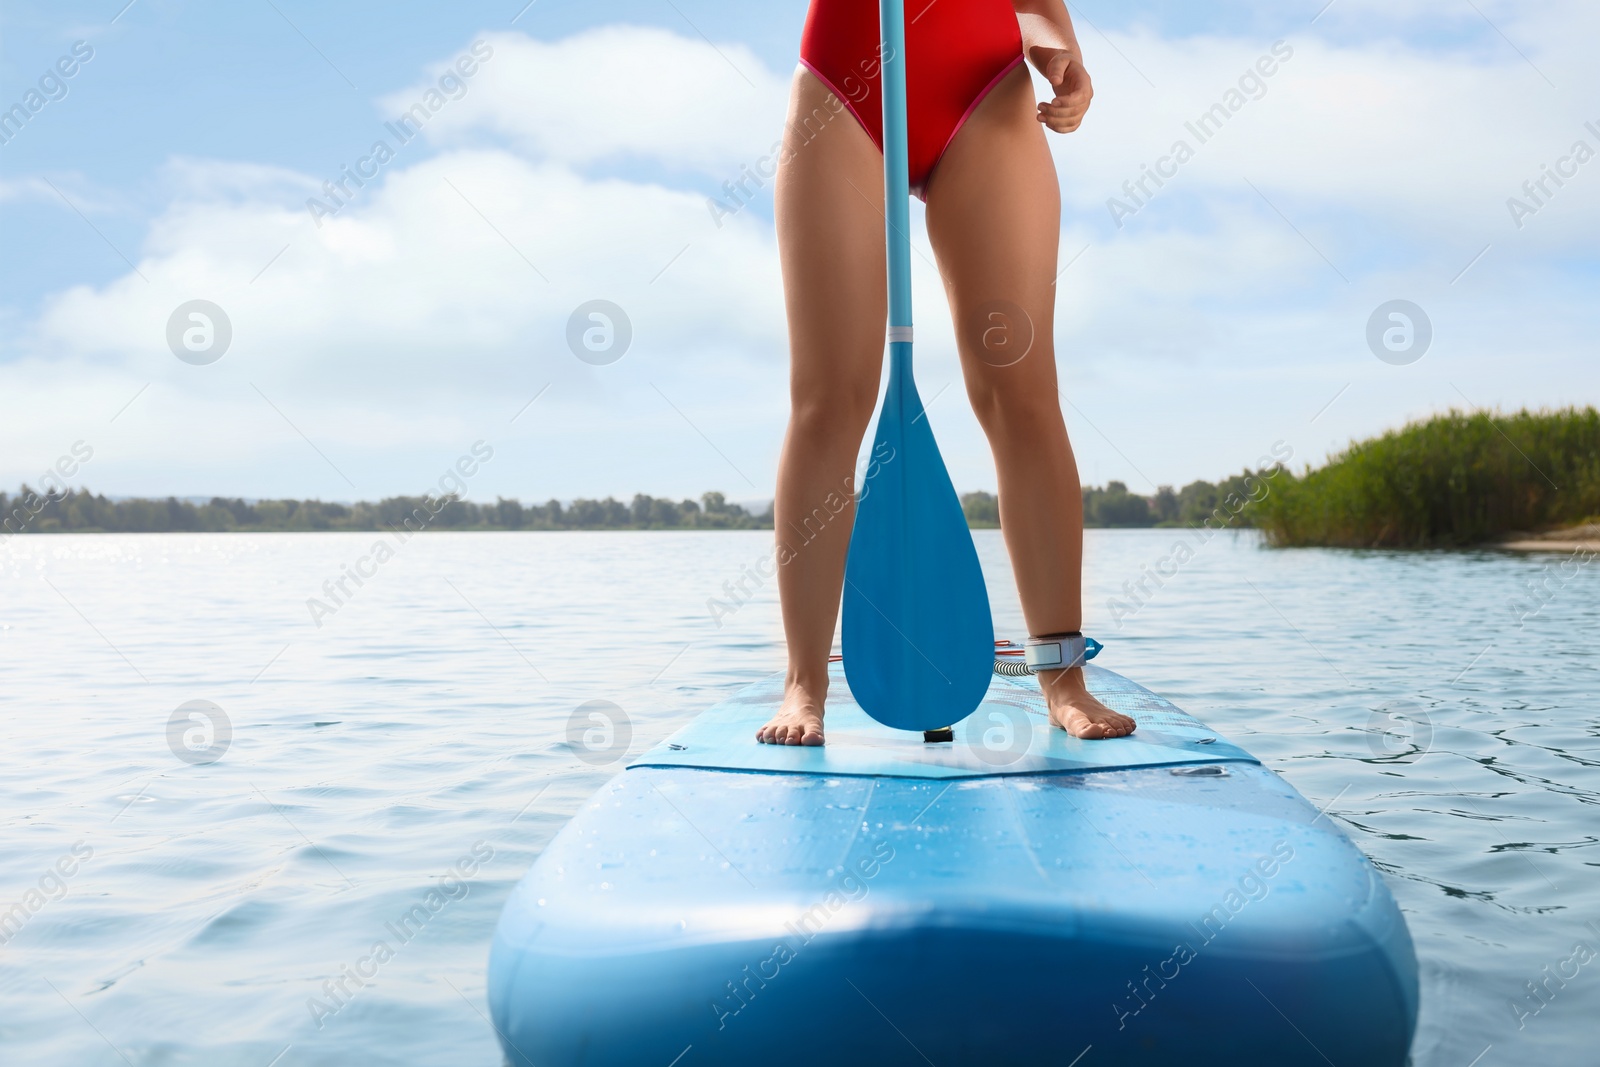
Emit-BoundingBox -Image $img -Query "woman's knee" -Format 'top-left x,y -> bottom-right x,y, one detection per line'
788,382 -> 878,444
967,375 -> 1066,445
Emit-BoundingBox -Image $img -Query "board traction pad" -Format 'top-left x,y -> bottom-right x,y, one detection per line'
628,662 -> 1256,780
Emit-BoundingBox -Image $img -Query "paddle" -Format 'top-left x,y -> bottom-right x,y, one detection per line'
841,0 -> 995,733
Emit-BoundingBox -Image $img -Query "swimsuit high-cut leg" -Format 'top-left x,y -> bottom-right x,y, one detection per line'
800,0 -> 1025,198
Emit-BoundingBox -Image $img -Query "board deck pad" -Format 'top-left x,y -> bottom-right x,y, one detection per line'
629,662 -> 1254,779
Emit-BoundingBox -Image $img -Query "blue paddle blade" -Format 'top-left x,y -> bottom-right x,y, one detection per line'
842,342 -> 995,732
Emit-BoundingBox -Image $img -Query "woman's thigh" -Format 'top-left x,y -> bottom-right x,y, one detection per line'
775,68 -> 889,418
924,65 -> 1064,416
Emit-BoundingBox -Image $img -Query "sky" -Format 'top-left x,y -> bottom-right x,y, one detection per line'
1,0 -> 1596,505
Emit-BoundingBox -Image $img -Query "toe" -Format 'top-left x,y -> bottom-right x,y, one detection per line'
801,721 -> 824,746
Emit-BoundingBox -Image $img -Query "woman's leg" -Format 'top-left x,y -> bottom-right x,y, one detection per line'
757,69 -> 888,746
924,64 -> 1134,738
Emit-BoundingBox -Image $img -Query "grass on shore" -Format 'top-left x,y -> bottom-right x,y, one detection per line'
1256,407 -> 1600,548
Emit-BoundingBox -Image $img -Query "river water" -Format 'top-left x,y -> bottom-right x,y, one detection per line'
0,529 -> 1594,1065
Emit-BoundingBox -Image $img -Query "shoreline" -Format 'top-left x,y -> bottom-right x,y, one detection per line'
1499,539 -> 1600,553
1496,523 -> 1600,554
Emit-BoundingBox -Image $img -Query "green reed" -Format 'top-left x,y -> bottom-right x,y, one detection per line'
1257,407 -> 1600,548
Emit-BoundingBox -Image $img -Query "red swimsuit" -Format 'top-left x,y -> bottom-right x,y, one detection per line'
800,0 -> 1025,198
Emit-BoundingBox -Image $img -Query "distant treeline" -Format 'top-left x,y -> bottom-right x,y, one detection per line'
0,489 -> 771,534
1257,407 -> 1600,548
11,411 -> 1591,546
962,470 -> 1280,530
4,474 -> 1286,536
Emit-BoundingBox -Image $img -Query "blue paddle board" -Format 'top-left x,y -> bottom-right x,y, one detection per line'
488,658 -> 1418,1065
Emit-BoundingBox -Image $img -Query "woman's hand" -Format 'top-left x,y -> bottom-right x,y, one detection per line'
1032,47 -> 1092,133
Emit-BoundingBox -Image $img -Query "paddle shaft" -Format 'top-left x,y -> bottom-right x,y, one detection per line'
841,1 -> 994,731
879,0 -> 912,362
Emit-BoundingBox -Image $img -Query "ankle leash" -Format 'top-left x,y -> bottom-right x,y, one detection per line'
1023,631 -> 1102,673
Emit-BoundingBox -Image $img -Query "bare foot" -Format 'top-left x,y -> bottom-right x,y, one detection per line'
756,679 -> 826,745
1038,666 -> 1136,739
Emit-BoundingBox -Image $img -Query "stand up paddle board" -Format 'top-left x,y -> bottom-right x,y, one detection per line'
488,656 -> 1418,1065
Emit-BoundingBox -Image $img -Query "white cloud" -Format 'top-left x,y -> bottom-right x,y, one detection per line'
378,27 -> 792,176
1051,18 -> 1600,250
4,143 -> 786,492
0,177 -> 50,202
36,151 -> 780,369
